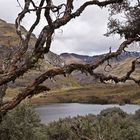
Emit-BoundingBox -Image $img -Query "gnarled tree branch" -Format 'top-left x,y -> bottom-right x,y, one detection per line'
2,0 -> 140,116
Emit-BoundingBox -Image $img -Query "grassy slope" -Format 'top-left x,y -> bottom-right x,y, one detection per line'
0,19 -> 36,46
1,19 -> 140,105
5,57 -> 140,105
29,56 -> 140,105
29,83 -> 140,105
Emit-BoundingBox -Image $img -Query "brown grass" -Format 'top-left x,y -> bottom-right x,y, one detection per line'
29,83 -> 140,105
5,81 -> 140,105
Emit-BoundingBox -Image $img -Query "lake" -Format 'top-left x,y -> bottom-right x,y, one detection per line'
36,103 -> 140,124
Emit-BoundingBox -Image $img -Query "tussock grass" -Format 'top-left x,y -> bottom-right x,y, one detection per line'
30,83 -> 140,105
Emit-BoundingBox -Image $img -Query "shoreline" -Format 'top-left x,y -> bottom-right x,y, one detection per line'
6,83 -> 140,106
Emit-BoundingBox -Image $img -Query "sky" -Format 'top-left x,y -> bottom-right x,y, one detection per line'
0,0 -> 126,55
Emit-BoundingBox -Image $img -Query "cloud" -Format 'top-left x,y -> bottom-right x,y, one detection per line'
50,6 -> 122,55
0,0 -> 122,55
0,0 -> 21,22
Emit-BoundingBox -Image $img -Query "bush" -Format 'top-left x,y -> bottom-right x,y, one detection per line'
46,115 -> 96,140
0,106 -> 140,140
133,109 -> 140,122
0,104 -> 48,140
99,107 -> 127,118
46,108 -> 140,140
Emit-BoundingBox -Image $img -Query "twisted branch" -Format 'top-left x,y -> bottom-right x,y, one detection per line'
2,0 -> 140,115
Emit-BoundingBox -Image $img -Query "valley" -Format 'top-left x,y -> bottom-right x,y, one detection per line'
0,19 -> 140,105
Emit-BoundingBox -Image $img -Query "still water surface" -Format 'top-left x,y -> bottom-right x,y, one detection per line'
36,103 -> 140,124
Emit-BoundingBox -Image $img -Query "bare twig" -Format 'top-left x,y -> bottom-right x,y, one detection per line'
2,0 -> 140,116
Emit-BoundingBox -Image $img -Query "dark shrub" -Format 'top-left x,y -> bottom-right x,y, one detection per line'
0,104 -> 48,140
46,108 -> 140,140
99,107 -> 127,118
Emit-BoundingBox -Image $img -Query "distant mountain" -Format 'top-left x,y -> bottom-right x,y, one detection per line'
0,19 -> 36,47
1,18 -> 140,90
60,51 -> 140,64
60,52 -> 140,83
44,51 -> 65,67
0,19 -> 80,90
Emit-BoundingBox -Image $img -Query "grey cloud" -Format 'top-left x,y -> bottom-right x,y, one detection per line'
0,0 -> 121,56
51,6 -> 121,55
51,34 -> 121,55
0,0 -> 21,22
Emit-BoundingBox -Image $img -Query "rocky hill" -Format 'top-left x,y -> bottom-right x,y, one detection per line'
60,52 -> 140,83
0,19 -> 36,47
60,51 -> 140,64
0,19 -> 80,92
1,18 -> 140,92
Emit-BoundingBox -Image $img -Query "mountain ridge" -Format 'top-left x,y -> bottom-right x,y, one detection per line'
0,18 -> 140,89
1,18 -> 140,104
60,51 -> 140,64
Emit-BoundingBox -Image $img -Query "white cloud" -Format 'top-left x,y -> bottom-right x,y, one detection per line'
0,0 -> 122,55
0,0 -> 21,22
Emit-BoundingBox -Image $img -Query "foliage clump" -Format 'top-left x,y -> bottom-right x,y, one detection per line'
46,108 -> 140,140
1,105 -> 140,140
0,104 -> 48,140
106,0 -> 140,39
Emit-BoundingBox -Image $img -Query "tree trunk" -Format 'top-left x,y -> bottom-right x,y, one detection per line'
0,85 -> 7,122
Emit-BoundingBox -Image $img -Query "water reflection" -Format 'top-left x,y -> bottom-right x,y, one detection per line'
36,103 -> 140,124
